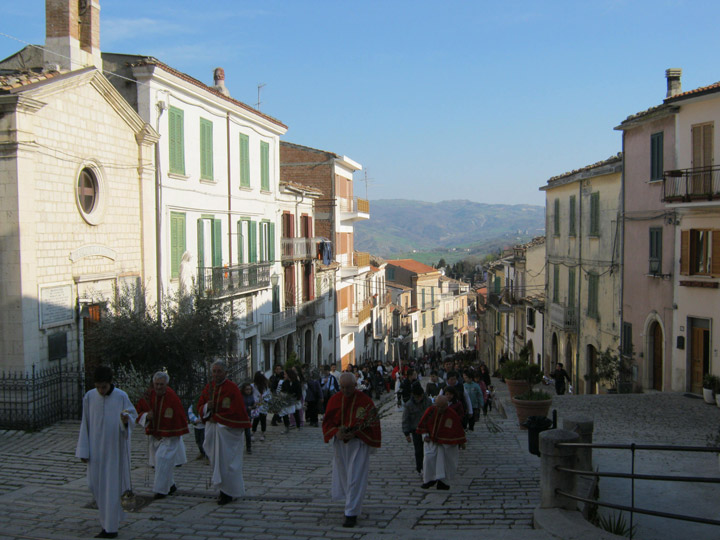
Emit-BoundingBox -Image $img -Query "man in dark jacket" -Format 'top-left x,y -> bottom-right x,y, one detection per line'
399,368 -> 421,404
402,384 -> 432,475
305,372 -> 323,427
269,364 -> 284,426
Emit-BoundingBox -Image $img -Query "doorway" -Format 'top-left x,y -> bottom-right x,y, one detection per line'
649,321 -> 664,391
586,344 -> 597,394
689,318 -> 710,394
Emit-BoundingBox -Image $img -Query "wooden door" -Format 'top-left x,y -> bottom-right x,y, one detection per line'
652,323 -> 663,391
690,327 -> 707,394
83,304 -> 103,390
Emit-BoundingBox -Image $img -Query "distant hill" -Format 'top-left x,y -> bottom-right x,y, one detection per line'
354,199 -> 545,262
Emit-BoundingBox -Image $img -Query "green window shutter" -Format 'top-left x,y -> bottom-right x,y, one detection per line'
237,221 -> 244,264
200,118 -> 214,180
568,267 -> 576,307
553,265 -> 559,303
239,133 -> 250,187
553,199 -> 560,236
649,227 -> 662,274
212,219 -> 222,267
590,192 -> 600,236
249,220 -> 257,263
197,219 -> 205,267
588,273 -> 599,318
260,141 -> 270,191
650,132 -> 664,181
169,107 -> 185,175
259,222 -> 266,262
569,195 -> 576,236
422,288 -> 426,308
268,222 -> 275,262
170,212 -> 186,278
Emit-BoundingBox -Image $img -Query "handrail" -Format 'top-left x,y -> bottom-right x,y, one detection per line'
557,442 -> 720,452
556,466 -> 720,484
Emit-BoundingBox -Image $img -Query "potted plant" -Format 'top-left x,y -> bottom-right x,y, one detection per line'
500,360 -> 533,399
503,349 -> 549,429
585,347 -> 634,394
702,374 -> 717,405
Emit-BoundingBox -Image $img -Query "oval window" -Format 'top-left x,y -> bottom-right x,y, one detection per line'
78,168 -> 98,214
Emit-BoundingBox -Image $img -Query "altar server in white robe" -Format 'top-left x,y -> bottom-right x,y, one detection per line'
76,366 -> 137,539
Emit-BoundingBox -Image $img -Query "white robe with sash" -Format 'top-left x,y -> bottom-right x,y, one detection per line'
76,387 -> 137,533
422,441 -> 459,483
331,437 -> 370,517
138,413 -> 187,494
203,420 -> 245,497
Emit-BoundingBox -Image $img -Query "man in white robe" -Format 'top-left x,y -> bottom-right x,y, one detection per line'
76,366 -> 137,539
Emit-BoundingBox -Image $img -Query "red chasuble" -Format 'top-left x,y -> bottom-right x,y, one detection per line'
322,390 -> 382,448
197,379 -> 250,429
136,387 -> 189,438
416,406 -> 467,445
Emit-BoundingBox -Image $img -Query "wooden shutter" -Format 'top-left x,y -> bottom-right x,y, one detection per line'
170,212 -> 185,278
197,219 -> 205,267
554,199 -> 560,235
553,265 -> 559,303
169,107 -> 185,174
260,141 -> 270,191
268,222 -> 275,262
568,267 -> 575,306
239,133 -> 250,187
590,192 -> 600,236
680,230 -> 690,275
212,219 -> 222,268
569,195 -> 576,236
712,230 -> 720,276
237,221 -> 244,264
258,222 -> 265,262
249,220 -> 257,263
200,119 -> 213,180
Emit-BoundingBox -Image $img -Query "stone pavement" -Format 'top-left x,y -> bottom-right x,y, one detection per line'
0,385 -> 718,540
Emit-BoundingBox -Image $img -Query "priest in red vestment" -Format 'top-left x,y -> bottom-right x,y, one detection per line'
197,360 -> 250,505
136,371 -> 188,498
322,372 -> 381,528
416,395 -> 466,490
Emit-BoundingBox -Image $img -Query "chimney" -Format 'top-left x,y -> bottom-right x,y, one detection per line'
44,0 -> 102,71
665,68 -> 682,98
212,67 -> 230,97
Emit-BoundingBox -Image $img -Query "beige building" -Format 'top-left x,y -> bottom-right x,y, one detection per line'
540,154 -> 622,394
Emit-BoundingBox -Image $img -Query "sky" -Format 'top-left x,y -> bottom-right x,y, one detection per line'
2,1 -> 720,206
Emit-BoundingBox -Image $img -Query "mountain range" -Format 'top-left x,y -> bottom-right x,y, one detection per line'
354,199 -> 545,264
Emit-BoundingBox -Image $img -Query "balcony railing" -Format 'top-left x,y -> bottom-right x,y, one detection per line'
663,166 -> 720,202
353,251 -> 370,267
281,237 -> 318,261
339,302 -> 372,328
297,297 -> 326,324
338,197 -> 370,213
261,308 -> 296,338
197,262 -> 271,299
549,303 -> 576,330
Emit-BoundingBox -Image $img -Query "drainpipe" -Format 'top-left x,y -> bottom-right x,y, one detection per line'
154,100 -> 166,323
331,159 -> 339,366
226,112 -> 233,321
576,180 -> 583,393
619,137 -> 626,387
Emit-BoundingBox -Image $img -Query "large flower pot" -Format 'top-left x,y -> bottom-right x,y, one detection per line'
703,388 -> 715,404
506,379 -> 531,400
511,396 -> 552,430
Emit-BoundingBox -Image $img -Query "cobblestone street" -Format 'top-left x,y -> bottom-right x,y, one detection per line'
0,386 -> 718,539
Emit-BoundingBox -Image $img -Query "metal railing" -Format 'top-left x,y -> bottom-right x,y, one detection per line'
353,251 -> 370,267
555,441 -> 720,536
281,237 -> 318,261
0,363 -> 84,430
340,302 -> 372,327
261,308 -> 296,337
297,297 -> 326,323
549,303 -> 576,330
338,197 -> 370,214
197,262 -> 271,299
663,166 -> 720,202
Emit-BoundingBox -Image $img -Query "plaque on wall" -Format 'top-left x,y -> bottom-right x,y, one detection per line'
39,283 -> 74,329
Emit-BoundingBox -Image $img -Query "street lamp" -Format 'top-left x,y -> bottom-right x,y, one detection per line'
270,273 -> 279,287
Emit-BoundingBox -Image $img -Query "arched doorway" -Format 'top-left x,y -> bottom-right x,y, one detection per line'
317,334 -> 323,366
586,344 -> 597,394
304,329 -> 312,365
649,321 -> 663,391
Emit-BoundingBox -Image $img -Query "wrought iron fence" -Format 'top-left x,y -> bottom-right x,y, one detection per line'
0,363 -> 85,430
663,166 -> 720,201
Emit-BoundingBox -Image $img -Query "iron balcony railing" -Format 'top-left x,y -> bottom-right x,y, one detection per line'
663,166 -> 720,202
549,303 -> 576,330
261,308 -> 296,338
297,297 -> 326,324
281,237 -> 319,261
197,262 -> 271,299
555,441 -> 720,536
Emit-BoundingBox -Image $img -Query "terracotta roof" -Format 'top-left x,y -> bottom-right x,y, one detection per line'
665,80 -> 720,103
370,265 -> 380,272
616,103 -> 674,128
388,283 -> 412,291
0,69 -> 63,92
130,58 -> 287,129
280,140 -> 339,159
544,153 -> 622,185
279,180 -> 322,197
386,259 -> 438,275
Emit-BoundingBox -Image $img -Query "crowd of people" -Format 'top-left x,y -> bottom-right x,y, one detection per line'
75,352 -> 495,536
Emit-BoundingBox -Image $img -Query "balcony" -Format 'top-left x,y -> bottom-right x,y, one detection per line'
549,303 -> 576,331
663,166 -> 720,203
281,237 -> 319,262
339,302 -> 372,332
354,251 -> 370,268
340,251 -> 371,278
296,297 -> 326,325
261,308 -> 296,340
197,262 -> 271,300
338,196 -> 370,223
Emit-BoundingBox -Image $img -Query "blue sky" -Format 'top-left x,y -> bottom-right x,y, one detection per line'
2,1 -> 720,205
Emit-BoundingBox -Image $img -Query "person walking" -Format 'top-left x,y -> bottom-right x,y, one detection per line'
240,383 -> 255,455
552,363 -> 571,395
402,384 -> 432,476
251,371 -> 271,441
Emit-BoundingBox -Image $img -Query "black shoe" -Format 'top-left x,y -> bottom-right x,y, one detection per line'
421,481 -> 437,489
169,484 -> 177,495
218,492 -> 233,505
95,531 -> 118,539
437,481 -> 450,490
342,515 -> 357,528
153,493 -> 166,500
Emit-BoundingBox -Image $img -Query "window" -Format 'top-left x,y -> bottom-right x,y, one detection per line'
260,141 -> 270,191
681,229 -> 720,276
170,212 -> 186,278
569,195 -> 576,236
496,311 -> 501,333
589,192 -> 600,236
568,267 -> 576,307
200,118 -> 214,180
197,217 -> 222,268
431,311 -> 435,326
414,320 -> 418,333
77,168 -> 98,214
650,132 -> 663,181
649,228 -> 662,275
168,106 -> 185,175
587,272 -> 599,319
422,313 -> 426,329
422,288 -> 426,309
553,199 -> 560,236
622,322 -> 633,357
494,274 -> 501,294
552,264 -> 559,303
239,133 -> 250,187
691,123 -> 714,195
259,220 -> 275,262
387,268 -> 395,281
527,308 -> 535,328
76,164 -> 106,225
